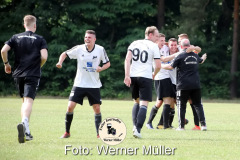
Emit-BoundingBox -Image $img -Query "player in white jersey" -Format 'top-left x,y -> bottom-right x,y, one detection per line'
124,26 -> 161,138
146,34 -> 180,130
56,30 -> 110,138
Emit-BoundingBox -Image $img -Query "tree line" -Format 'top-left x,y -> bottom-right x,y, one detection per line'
0,0 -> 239,99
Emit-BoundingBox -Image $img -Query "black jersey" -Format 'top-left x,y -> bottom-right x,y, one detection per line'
171,50 -> 202,90
5,31 -> 48,78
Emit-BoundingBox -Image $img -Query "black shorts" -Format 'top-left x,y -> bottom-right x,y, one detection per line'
154,78 -> 175,100
172,84 -> 176,98
130,77 -> 152,102
14,77 -> 40,100
69,87 -> 102,106
176,89 -> 202,106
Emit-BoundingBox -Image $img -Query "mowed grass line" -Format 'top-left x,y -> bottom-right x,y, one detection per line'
0,98 -> 239,160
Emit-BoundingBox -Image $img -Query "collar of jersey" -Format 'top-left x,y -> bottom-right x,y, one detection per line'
85,44 -> 95,53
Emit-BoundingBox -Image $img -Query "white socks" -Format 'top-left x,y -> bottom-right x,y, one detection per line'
22,117 -> 30,134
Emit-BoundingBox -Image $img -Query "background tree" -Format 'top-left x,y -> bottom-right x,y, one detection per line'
230,0 -> 239,98
0,0 -> 239,99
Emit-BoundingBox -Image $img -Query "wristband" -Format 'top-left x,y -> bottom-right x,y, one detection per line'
4,61 -> 9,64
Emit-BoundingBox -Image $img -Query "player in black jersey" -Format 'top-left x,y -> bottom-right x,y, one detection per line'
1,15 -> 48,143
161,39 -> 207,131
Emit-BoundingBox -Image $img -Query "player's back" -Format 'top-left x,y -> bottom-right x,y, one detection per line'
128,39 -> 160,79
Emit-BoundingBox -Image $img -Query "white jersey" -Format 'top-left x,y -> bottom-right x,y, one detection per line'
128,39 -> 160,79
154,45 -> 170,80
168,60 -> 177,85
66,44 -> 109,88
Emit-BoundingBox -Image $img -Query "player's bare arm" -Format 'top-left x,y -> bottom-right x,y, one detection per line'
186,45 -> 201,53
161,64 -> 174,70
96,61 -> 110,72
152,59 -> 161,79
124,50 -> 132,87
160,53 -> 179,62
1,44 -> 12,74
56,52 -> 67,69
200,53 -> 207,64
40,49 -> 48,67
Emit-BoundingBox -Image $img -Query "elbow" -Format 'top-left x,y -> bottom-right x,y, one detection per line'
156,64 -> 161,70
107,61 -> 111,68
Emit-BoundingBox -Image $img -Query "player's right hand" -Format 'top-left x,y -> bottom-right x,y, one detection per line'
56,62 -> 62,69
124,76 -> 131,87
5,64 -> 11,74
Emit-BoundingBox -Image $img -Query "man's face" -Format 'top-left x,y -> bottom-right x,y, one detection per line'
84,33 -> 96,47
168,41 -> 178,53
178,37 -> 183,45
156,36 -> 165,48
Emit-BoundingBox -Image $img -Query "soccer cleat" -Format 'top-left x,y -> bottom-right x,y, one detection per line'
133,128 -> 142,139
192,125 -> 201,130
60,132 -> 70,138
25,133 -> 33,141
163,127 -> 172,130
156,125 -> 164,129
132,125 -> 136,133
146,123 -> 154,129
17,123 -> 26,143
176,127 -> 185,131
201,126 -> 207,131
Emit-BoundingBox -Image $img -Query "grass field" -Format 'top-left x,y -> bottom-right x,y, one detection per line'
0,98 -> 239,160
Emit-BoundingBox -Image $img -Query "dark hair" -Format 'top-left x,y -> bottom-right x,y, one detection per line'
85,30 -> 96,37
168,38 -> 177,42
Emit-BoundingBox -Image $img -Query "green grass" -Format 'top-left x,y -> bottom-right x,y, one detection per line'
0,98 -> 239,160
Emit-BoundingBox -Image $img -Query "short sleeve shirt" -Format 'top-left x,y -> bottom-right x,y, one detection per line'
154,45 -> 170,80
128,39 -> 160,79
5,31 -> 48,78
171,50 -> 202,90
66,44 -> 109,88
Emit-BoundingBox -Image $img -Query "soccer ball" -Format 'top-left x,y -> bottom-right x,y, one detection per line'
185,119 -> 189,125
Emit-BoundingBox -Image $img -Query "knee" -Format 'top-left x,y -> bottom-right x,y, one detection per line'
67,104 -> 75,112
155,100 -> 163,108
93,104 -> 101,114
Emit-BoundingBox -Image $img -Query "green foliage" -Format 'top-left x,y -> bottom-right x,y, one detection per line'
0,0 -> 239,98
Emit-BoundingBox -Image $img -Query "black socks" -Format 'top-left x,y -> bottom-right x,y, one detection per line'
136,105 -> 147,133
147,105 -> 159,124
65,112 -> 73,133
132,103 -> 140,126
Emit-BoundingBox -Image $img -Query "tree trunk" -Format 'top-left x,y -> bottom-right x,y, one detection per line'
157,0 -> 164,30
230,0 -> 239,98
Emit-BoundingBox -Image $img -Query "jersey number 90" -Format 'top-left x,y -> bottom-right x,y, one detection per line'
132,48 -> 148,63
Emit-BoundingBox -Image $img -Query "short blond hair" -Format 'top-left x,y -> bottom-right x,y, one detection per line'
178,33 -> 189,39
24,15 -> 36,27
145,26 -> 158,36
159,33 -> 165,38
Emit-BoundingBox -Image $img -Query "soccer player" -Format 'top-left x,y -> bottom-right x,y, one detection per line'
56,30 -> 110,139
124,26 -> 161,138
162,39 -> 207,131
1,15 -> 48,143
146,34 -> 179,130
178,33 -> 206,130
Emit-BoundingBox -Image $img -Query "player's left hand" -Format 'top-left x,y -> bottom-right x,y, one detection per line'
96,66 -> 102,72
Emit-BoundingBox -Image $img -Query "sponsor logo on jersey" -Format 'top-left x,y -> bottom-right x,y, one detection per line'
87,62 -> 93,67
